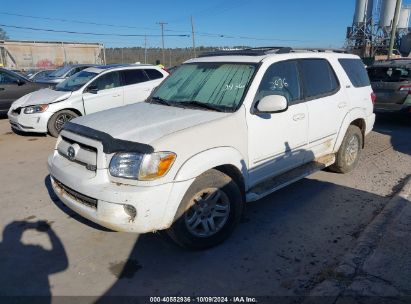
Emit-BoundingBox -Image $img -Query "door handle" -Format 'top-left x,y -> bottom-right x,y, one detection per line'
338,102 -> 347,108
112,94 -> 121,97
0,88 -> 4,91
293,113 -> 305,121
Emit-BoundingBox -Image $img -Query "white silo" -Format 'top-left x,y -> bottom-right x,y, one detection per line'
398,7 -> 411,29
380,0 -> 402,28
354,0 -> 374,24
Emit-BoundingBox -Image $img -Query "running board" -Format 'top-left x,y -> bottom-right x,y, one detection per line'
246,154 -> 336,202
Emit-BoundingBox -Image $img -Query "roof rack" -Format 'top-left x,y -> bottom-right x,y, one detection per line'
291,48 -> 348,54
198,47 -> 292,58
198,47 -> 348,58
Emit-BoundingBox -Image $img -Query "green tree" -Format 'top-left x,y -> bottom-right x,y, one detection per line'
0,28 -> 9,40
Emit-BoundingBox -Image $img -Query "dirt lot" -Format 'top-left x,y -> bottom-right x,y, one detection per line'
0,115 -> 410,299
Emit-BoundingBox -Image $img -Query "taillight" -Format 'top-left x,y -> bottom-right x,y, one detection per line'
399,85 -> 411,94
371,92 -> 377,104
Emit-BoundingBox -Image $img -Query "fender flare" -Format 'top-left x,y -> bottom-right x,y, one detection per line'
333,107 -> 367,151
174,146 -> 248,188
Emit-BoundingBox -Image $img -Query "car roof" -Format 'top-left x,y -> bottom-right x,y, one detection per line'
186,47 -> 358,64
83,64 -> 159,74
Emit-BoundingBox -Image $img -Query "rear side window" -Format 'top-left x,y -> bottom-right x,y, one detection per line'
299,59 -> 339,99
122,69 -> 149,85
339,59 -> 370,87
145,69 -> 164,80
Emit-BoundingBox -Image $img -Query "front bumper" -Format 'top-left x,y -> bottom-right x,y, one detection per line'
8,110 -> 52,133
48,155 -> 194,233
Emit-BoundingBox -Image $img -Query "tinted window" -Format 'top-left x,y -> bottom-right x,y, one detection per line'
339,59 -> 370,87
299,59 -> 339,98
0,71 -> 18,84
256,60 -> 301,103
122,69 -> 149,85
145,69 -> 164,80
90,72 -> 121,91
367,66 -> 410,83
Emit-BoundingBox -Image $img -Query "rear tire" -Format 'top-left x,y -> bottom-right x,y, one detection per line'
329,125 -> 363,174
47,110 -> 78,137
167,169 -> 244,250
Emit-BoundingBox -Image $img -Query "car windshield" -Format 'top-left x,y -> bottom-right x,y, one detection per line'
368,66 -> 411,82
49,66 -> 74,77
150,62 -> 257,112
54,71 -> 97,92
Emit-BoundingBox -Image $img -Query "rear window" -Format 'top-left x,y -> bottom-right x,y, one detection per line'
339,59 -> 370,87
299,59 -> 339,99
122,69 -> 149,85
145,69 -> 164,80
367,66 -> 411,83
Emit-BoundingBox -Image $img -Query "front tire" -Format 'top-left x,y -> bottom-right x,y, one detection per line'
329,125 -> 363,174
167,169 -> 244,250
47,110 -> 78,137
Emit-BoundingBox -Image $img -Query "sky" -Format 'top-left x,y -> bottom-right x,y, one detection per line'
0,0 -> 410,49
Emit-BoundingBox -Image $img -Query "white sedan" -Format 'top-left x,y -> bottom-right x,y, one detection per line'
8,64 -> 168,137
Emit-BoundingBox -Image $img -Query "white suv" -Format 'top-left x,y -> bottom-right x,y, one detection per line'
8,64 -> 168,137
47,48 -> 375,249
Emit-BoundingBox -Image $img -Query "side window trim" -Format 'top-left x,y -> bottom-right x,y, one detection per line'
297,58 -> 341,102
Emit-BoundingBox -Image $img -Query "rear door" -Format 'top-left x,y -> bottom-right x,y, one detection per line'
368,65 -> 410,111
121,68 -> 166,105
82,71 -> 124,114
299,58 -> 347,159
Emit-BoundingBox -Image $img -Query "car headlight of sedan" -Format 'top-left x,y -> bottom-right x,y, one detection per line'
24,104 -> 49,114
109,152 -> 176,181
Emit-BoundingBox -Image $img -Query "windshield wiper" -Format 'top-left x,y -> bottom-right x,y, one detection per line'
181,100 -> 226,112
150,96 -> 173,106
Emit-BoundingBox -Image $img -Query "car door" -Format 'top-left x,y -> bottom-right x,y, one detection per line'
0,70 -> 27,113
299,59 -> 348,159
247,60 -> 309,186
120,69 -> 153,105
82,71 -> 124,114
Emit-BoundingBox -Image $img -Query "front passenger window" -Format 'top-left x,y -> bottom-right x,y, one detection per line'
255,61 -> 301,103
90,72 -> 121,91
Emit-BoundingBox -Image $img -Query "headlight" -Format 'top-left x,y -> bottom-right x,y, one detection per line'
109,152 -> 176,181
24,104 -> 49,114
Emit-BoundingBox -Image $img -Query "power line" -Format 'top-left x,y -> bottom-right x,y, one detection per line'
0,24 -> 189,37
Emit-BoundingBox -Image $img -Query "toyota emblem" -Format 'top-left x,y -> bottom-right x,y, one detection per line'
67,146 -> 76,160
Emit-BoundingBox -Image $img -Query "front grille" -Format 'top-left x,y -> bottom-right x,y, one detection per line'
53,178 -> 98,209
57,136 -> 98,171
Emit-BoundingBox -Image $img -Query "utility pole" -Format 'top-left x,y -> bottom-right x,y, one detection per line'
144,34 -> 147,64
157,21 -> 168,64
191,16 -> 197,58
388,0 -> 402,59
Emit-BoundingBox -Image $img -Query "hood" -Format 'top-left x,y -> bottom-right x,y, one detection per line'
12,88 -> 72,108
71,102 -> 229,145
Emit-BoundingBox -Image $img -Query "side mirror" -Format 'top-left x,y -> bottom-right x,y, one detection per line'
255,95 -> 288,114
16,79 -> 25,86
86,85 -> 98,94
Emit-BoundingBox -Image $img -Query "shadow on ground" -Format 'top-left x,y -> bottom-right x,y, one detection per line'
93,178 -> 390,298
0,220 -> 68,302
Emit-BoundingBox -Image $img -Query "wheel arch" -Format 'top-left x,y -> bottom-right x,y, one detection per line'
334,108 -> 367,151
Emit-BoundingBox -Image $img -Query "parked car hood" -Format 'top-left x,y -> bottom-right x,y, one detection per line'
71,102 -> 229,145
12,88 -> 72,108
